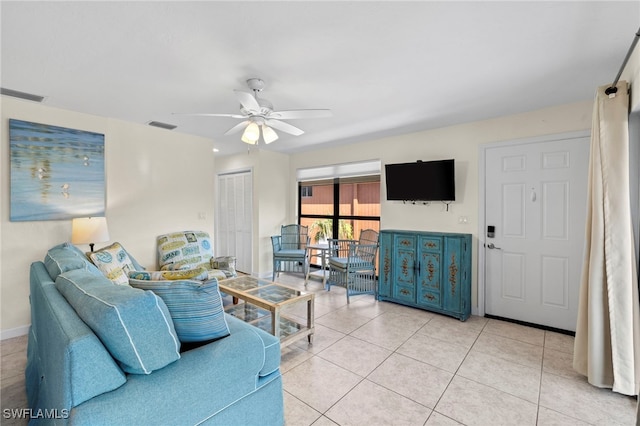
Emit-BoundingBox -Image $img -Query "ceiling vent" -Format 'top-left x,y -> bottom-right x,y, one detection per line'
147,121 -> 177,130
1,87 -> 45,102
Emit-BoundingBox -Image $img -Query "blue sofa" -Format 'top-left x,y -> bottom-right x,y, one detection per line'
26,243 -> 284,425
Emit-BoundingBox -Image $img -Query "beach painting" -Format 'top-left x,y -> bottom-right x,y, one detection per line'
10,119 -> 105,221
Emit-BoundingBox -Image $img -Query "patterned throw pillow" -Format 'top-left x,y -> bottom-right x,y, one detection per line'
210,256 -> 238,278
157,231 -> 213,271
89,242 -> 136,285
129,278 -> 230,343
129,267 -> 209,281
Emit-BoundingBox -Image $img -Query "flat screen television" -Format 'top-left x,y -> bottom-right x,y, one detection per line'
385,159 -> 455,201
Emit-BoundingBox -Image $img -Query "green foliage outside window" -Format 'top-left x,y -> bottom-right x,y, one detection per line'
310,219 -> 353,242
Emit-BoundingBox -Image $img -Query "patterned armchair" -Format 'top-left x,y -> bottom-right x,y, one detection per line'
156,230 -> 237,281
327,229 -> 379,303
271,224 -> 310,282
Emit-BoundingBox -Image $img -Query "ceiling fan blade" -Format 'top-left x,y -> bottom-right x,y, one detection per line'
267,119 -> 304,136
270,109 -> 332,120
172,113 -> 247,118
233,90 -> 260,112
224,120 -> 251,135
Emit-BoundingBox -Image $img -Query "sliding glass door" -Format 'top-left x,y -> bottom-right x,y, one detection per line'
299,176 -> 380,266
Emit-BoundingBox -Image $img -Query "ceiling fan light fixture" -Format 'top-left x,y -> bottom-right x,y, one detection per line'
262,125 -> 278,144
241,122 -> 260,144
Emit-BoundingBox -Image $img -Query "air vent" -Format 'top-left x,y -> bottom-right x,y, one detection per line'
1,87 -> 45,102
147,121 -> 177,130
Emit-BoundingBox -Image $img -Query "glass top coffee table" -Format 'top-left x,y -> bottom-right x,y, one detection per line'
219,275 -> 314,348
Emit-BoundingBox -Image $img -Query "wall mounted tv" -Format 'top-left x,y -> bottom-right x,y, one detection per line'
385,159 -> 455,201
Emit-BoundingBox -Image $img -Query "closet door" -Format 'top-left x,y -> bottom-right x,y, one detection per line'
216,171 -> 253,274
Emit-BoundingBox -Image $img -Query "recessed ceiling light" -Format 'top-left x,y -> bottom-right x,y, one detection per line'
213,148 -> 220,153
1,87 -> 45,102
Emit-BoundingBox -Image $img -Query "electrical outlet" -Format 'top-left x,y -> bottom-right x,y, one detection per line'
198,212 -> 207,220
458,216 -> 468,224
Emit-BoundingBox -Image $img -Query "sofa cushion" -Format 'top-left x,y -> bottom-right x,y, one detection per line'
157,231 -> 213,270
129,277 -> 230,343
89,242 -> 137,285
55,269 -> 181,374
44,242 -> 102,280
128,267 -> 209,282
274,248 -> 306,259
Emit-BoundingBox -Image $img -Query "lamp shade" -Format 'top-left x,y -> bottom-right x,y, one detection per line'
262,125 -> 278,144
241,122 -> 260,144
71,217 -> 110,248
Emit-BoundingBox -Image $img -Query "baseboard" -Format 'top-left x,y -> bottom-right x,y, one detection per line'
484,314 -> 575,336
1,325 -> 30,340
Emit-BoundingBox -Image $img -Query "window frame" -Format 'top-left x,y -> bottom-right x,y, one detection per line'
298,176 -> 381,241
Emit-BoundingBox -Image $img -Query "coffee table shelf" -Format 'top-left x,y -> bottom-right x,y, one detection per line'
226,304 -> 304,339
219,276 -> 314,348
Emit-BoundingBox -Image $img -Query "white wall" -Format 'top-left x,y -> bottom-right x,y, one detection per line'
290,100 -> 594,309
621,42 -> 640,268
621,37 -> 640,113
1,97 -> 216,336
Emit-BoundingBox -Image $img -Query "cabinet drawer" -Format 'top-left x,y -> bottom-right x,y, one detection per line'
393,284 -> 415,304
420,237 -> 441,252
419,289 -> 440,307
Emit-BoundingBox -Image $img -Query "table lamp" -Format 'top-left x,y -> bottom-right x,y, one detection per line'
71,217 -> 110,252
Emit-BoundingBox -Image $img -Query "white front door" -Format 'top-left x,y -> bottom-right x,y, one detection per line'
484,134 -> 589,331
216,171 -> 253,274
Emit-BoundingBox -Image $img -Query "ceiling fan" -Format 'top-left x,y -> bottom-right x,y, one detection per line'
177,78 -> 332,145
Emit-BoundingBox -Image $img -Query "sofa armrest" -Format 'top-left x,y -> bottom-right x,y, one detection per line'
27,262 -> 126,413
69,319 -> 281,425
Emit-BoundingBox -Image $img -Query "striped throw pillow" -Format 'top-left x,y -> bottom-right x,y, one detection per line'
129,278 -> 230,343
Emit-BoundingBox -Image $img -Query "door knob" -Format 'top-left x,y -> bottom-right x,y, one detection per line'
486,243 -> 502,250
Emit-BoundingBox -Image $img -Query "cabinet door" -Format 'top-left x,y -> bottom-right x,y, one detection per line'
392,234 -> 417,303
378,232 -> 393,298
417,236 -> 442,308
442,237 -> 462,313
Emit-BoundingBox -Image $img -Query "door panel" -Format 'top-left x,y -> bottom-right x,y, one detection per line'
485,136 -> 589,331
502,184 -> 526,238
541,255 -> 569,308
443,237 -> 462,313
501,252 -> 525,301
542,181 -> 569,239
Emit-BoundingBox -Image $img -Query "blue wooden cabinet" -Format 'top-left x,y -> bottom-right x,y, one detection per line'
378,230 -> 472,321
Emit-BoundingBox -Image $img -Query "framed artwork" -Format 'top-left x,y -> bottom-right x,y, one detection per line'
9,119 -> 106,221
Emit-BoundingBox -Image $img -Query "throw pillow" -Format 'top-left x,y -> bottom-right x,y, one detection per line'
55,269 -> 181,374
129,278 -> 230,343
157,231 -> 213,270
44,242 -> 103,280
89,242 -> 136,285
128,267 -> 209,281
210,256 -> 238,278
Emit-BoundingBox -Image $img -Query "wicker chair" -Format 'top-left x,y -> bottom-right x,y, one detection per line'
271,224 -> 310,282
327,229 -> 379,303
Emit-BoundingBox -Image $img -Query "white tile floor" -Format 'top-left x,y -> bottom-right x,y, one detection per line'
1,272 -> 637,425
275,273 -> 637,426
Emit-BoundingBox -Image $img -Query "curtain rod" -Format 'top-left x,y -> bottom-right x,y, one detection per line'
605,26 -> 640,95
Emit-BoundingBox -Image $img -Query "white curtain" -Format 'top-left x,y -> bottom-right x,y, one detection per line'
574,80 -> 640,396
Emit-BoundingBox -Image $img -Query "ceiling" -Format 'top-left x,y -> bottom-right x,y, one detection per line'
1,2 -> 638,156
